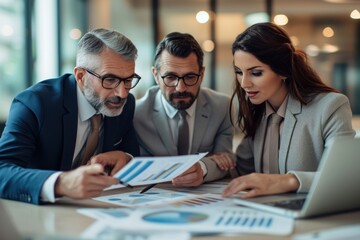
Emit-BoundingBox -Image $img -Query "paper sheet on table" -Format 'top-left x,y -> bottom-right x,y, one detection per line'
106,152 -> 207,190
93,188 -> 195,207
82,220 -> 191,240
93,206 -> 294,236
89,190 -> 234,208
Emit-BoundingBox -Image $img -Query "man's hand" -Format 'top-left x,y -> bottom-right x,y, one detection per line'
222,173 -> 300,198
89,151 -> 131,176
172,162 -> 204,187
209,152 -> 236,171
54,164 -> 119,199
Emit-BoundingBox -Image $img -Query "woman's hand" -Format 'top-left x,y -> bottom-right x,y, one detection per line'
222,173 -> 300,198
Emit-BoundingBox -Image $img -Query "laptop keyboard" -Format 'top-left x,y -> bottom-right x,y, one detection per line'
265,198 -> 306,210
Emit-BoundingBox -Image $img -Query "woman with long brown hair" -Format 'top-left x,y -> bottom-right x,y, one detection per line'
223,22 -> 355,198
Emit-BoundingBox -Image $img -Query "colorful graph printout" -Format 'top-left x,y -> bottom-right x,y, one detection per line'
93,188 -> 195,207
107,153 -> 207,190
100,206 -> 294,235
143,211 -> 208,224
170,194 -> 235,208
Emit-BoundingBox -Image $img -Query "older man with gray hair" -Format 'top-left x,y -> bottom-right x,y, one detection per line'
0,29 -> 140,204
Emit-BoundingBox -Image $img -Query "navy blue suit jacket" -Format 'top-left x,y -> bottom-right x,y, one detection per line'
0,74 -> 139,204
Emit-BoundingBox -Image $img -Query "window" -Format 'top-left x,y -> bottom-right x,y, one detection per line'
0,0 -> 26,122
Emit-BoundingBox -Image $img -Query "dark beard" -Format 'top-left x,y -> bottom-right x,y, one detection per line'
169,91 -> 195,110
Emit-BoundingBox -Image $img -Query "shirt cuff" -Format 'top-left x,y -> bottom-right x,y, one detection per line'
40,171 -> 62,203
199,160 -> 208,178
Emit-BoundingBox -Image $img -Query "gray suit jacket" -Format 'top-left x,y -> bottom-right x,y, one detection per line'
236,92 -> 355,192
134,86 -> 234,182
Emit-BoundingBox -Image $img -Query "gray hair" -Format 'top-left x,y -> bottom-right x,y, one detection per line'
76,28 -> 138,68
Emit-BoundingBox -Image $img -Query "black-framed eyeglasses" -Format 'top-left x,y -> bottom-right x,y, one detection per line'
83,68 -> 141,89
160,73 -> 201,87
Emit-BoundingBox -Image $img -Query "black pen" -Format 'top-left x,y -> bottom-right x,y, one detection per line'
99,169 -> 133,189
140,184 -> 157,194
119,180 -> 133,189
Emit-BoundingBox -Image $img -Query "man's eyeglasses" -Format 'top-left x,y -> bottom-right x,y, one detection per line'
160,73 -> 201,87
83,68 -> 141,89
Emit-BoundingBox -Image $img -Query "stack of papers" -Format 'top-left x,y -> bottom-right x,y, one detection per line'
93,188 -> 234,208
78,153 -> 295,237
79,205 -> 294,236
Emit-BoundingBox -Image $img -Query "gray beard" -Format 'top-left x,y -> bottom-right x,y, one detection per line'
83,83 -> 125,117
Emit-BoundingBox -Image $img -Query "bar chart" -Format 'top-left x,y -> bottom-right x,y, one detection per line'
112,153 -> 207,187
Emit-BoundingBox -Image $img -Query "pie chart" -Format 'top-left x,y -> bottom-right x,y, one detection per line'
142,210 -> 208,224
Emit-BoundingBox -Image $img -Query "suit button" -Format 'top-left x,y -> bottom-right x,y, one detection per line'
27,196 -> 32,203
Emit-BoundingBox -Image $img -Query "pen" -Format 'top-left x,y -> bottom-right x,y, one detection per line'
119,180 -> 133,189
99,172 -> 133,188
140,183 -> 157,194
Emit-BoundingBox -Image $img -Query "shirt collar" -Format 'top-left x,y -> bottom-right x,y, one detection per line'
161,93 -> 197,119
76,85 -> 98,122
265,94 -> 289,119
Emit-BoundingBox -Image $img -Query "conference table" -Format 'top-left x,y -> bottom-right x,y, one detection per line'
2,183 -> 360,240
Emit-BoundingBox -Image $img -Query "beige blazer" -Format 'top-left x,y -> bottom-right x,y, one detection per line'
134,86 -> 234,182
236,92 -> 355,192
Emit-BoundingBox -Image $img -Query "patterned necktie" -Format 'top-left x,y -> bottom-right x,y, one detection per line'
267,113 -> 283,173
72,114 -> 102,168
177,110 -> 189,155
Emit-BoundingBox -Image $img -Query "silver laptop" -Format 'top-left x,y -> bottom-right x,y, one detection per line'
232,137 -> 360,219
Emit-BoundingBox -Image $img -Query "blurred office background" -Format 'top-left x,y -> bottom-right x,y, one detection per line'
1,0 -> 360,134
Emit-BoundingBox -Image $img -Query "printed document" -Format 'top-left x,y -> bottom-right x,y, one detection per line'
106,152 -> 207,190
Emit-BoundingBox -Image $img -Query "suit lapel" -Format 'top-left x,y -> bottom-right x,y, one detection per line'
153,91 -> 177,155
192,92 -> 210,152
61,75 -> 78,170
278,96 -> 301,173
102,116 -> 119,151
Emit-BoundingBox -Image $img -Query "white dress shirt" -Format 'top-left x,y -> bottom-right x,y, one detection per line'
160,95 -> 208,176
40,85 -> 125,202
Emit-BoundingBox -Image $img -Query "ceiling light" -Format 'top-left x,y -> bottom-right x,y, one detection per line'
350,9 -> 360,19
322,44 -> 339,53
274,14 -> 288,26
322,27 -> 334,38
306,44 -> 320,57
202,40 -> 215,52
196,11 -> 210,24
69,28 -> 82,40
